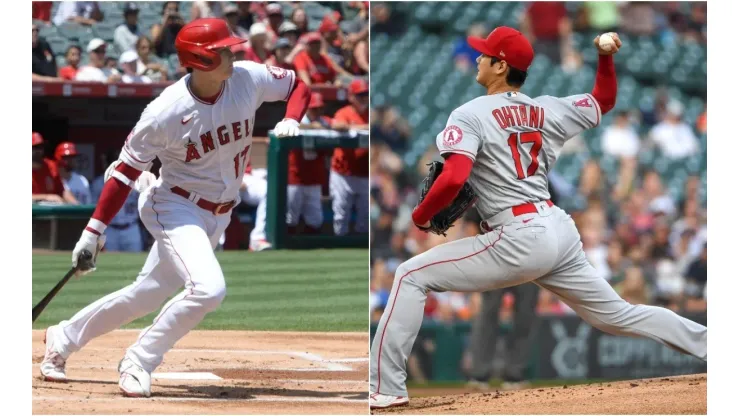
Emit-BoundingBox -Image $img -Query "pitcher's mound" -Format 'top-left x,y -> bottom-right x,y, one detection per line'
373,374 -> 706,415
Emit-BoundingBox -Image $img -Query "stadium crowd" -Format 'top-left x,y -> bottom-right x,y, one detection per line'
370,1 -> 708,329
33,1 -> 369,84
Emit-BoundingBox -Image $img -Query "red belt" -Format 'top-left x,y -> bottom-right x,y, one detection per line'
170,186 -> 236,215
511,200 -> 554,216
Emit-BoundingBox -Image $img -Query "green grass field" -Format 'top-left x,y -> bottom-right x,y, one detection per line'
32,249 -> 368,332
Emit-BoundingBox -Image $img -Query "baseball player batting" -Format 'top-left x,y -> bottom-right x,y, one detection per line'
40,18 -> 310,397
369,28 -> 707,409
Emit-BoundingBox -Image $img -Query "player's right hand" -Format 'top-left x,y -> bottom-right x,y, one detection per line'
72,229 -> 106,277
593,32 -> 622,55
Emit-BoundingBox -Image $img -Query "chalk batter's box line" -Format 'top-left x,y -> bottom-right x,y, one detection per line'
74,347 -> 368,372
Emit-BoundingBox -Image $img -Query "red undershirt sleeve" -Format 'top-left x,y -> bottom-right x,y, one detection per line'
85,162 -> 141,236
412,154 -> 474,225
591,55 -> 617,115
285,79 -> 310,121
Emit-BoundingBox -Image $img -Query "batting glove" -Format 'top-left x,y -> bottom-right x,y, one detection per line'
72,229 -> 106,277
273,118 -> 300,137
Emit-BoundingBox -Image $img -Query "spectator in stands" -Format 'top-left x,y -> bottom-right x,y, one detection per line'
343,1 -> 370,45
601,110 -> 640,160
75,38 -> 122,83
648,100 -> 699,160
291,7 -> 309,35
152,1 -> 185,59
265,38 -> 295,70
620,1 -> 656,36
119,50 -> 152,83
223,4 -> 250,39
190,1 -> 224,20
32,132 -> 77,205
642,170 -> 676,218
105,57 -> 118,69
244,22 -> 272,63
33,1 -> 54,23
300,92 -> 332,128
55,142 -> 92,205
696,104 -> 707,134
135,36 -> 169,82
264,3 -> 284,44
32,22 -> 59,82
236,2 -> 254,33
279,21 -> 300,48
320,15 -> 345,66
583,1 -> 620,32
294,33 -> 350,86
371,106 -> 411,154
330,79 -> 370,236
344,36 -> 369,76
617,267 -> 651,305
454,23 -> 487,72
687,3 -> 707,43
114,3 -> 142,54
58,45 -> 82,80
90,148 -> 144,252
520,1 -> 571,64
683,243 -> 707,312
53,1 -> 103,27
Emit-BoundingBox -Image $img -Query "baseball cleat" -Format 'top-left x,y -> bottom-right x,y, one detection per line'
369,392 -> 409,409
118,356 -> 152,398
249,239 -> 273,252
466,378 -> 491,390
40,326 -> 67,382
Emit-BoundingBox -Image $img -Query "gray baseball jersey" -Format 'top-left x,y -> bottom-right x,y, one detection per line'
370,90 -> 707,400
436,91 -> 599,218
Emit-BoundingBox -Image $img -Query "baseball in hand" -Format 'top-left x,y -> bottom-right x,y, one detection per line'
598,33 -> 617,52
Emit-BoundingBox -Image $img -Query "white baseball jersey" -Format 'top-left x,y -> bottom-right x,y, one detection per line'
436,91 -> 601,218
119,61 -> 296,203
63,172 -> 92,205
91,175 -> 140,226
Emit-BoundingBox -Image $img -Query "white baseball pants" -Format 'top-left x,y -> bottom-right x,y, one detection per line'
329,170 -> 368,236
286,184 -> 324,228
54,183 -> 231,373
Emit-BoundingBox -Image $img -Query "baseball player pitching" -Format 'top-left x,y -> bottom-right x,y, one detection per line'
369,28 -> 707,409
40,18 -> 310,397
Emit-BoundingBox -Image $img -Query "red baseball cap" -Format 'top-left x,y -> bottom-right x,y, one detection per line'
309,92 -> 324,109
319,16 -> 338,34
467,26 -> 534,71
303,32 -> 322,44
55,142 -> 78,160
349,79 -> 369,95
32,132 -> 44,146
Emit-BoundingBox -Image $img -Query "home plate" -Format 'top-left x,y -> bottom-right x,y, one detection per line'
152,372 -> 222,381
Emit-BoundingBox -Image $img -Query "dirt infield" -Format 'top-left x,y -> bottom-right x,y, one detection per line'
32,330 -> 368,415
372,374 -> 706,415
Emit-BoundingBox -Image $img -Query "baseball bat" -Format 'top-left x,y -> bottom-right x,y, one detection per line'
32,250 -> 94,323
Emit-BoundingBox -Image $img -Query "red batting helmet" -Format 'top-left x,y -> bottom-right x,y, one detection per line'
32,132 -> 44,146
175,18 -> 247,72
55,142 -> 78,161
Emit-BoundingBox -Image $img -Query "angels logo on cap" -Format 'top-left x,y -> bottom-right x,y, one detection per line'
442,125 -> 463,147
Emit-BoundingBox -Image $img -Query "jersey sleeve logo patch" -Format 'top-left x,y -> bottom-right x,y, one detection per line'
442,125 -> 463,147
267,65 -> 288,79
573,98 -> 592,108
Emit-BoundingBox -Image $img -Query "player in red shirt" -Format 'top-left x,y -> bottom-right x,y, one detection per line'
32,132 -> 77,204
288,93 -> 332,234
330,79 -> 369,235
293,33 -> 350,86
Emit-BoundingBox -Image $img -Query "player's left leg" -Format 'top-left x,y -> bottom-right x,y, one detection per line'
244,174 -> 269,251
351,175 -> 369,233
330,171 -> 352,236
536,210 -> 707,361
302,184 -> 324,232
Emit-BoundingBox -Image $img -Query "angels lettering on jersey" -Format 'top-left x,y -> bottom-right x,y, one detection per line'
119,61 -> 295,203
